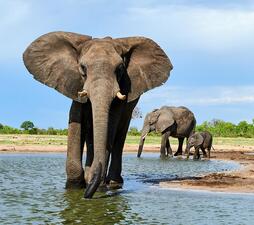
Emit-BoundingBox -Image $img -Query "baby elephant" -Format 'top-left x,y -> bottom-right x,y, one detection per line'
186,131 -> 213,160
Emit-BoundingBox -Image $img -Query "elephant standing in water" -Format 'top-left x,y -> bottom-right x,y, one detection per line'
186,131 -> 213,160
138,106 -> 196,158
23,32 -> 173,198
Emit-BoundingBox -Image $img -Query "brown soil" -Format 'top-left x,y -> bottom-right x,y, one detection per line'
160,150 -> 254,194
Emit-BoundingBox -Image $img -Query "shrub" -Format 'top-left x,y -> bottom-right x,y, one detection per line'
20,121 -> 35,131
128,127 -> 141,136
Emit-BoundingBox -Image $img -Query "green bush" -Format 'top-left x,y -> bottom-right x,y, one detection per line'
0,119 -> 254,137
20,121 -> 34,131
196,119 -> 254,138
128,127 -> 140,136
0,125 -> 21,134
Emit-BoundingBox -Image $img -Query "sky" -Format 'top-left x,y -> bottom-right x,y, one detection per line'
0,0 -> 254,129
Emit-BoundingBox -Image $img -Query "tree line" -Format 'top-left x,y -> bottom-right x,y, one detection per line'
0,119 -> 254,138
129,119 -> 254,138
0,121 -> 67,135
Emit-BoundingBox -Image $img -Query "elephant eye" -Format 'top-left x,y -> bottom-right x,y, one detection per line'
79,64 -> 87,77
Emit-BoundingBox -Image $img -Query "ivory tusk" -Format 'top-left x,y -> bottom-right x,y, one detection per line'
116,92 -> 126,100
78,90 -> 88,97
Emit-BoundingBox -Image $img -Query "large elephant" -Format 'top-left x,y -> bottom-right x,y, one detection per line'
23,32 -> 173,198
138,106 -> 196,158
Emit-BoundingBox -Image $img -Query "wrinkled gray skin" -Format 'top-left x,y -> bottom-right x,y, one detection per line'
138,106 -> 196,158
23,32 -> 173,198
186,131 -> 213,160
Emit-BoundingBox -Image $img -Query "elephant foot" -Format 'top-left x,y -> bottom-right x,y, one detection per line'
106,174 -> 123,189
65,178 -> 86,189
174,151 -> 182,156
193,155 -> 201,160
66,160 -> 85,189
107,180 -> 123,190
160,154 -> 167,159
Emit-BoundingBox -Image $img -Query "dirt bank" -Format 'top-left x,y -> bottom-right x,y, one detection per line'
160,150 -> 254,194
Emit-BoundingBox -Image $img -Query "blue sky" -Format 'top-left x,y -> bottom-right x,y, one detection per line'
0,0 -> 254,129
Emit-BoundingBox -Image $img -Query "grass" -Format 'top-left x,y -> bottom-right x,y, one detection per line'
0,134 -> 67,146
0,134 -> 254,147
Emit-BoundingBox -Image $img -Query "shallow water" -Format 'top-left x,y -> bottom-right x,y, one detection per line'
0,153 -> 253,225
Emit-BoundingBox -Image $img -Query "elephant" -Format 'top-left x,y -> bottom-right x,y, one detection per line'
138,106 -> 196,158
23,31 -> 173,198
186,131 -> 213,160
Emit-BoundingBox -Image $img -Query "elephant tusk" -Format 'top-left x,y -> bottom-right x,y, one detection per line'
78,90 -> 88,97
116,92 -> 126,100
142,133 -> 148,139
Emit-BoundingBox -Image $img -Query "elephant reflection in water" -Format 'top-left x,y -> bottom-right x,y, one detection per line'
138,106 -> 196,158
23,32 -> 173,198
60,190 -> 142,224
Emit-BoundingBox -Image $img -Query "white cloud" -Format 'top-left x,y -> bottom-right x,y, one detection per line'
141,85 -> 254,106
1,1 -> 254,62
125,5 -> 254,53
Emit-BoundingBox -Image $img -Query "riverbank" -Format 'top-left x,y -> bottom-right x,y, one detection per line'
1,134 -> 254,194
160,151 -> 254,194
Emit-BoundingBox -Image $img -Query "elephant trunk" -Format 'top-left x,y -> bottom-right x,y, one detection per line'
186,142 -> 194,159
137,126 -> 150,157
84,84 -> 112,199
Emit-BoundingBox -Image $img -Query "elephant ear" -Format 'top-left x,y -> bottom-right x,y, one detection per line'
195,133 -> 204,147
115,37 -> 173,102
23,31 -> 92,103
156,109 -> 174,133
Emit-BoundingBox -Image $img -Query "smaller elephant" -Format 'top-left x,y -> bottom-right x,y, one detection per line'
186,131 -> 213,160
138,106 -> 196,158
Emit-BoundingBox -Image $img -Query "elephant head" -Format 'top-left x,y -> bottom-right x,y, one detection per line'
23,31 -> 173,198
137,108 -> 174,157
186,132 -> 204,159
187,133 -> 204,149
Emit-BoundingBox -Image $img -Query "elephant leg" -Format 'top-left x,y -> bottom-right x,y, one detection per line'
107,99 -> 138,187
66,101 -> 86,189
184,137 -> 189,155
207,147 -> 211,159
201,147 -> 207,158
160,131 -> 170,158
193,147 -> 200,160
174,137 -> 184,156
166,138 -> 173,156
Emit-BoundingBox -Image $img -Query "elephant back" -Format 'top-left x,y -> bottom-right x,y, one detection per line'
170,106 -> 196,137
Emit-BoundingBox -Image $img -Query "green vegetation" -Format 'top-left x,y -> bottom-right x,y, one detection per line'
0,119 -> 254,138
196,119 -> 254,138
20,121 -> 35,131
0,122 -> 68,135
1,134 -> 254,147
129,119 -> 254,138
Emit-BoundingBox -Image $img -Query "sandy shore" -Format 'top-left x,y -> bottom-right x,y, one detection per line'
160,150 -> 254,194
1,143 -> 254,194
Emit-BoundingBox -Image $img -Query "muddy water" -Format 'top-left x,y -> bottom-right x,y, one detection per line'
0,153 -> 253,225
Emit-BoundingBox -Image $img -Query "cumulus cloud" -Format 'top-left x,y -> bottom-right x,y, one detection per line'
125,4 -> 254,53
1,0 -> 254,61
141,85 -> 254,106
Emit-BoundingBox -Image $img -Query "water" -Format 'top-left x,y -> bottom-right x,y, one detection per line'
0,153 -> 253,225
